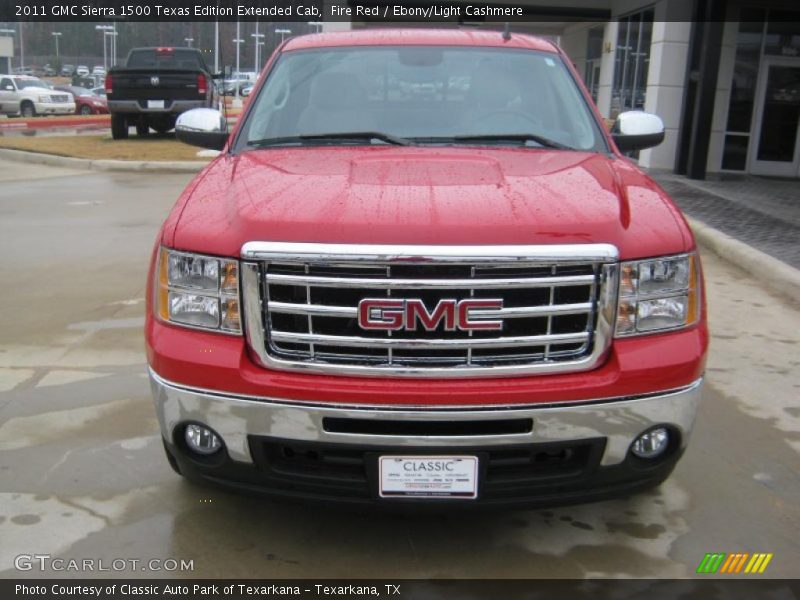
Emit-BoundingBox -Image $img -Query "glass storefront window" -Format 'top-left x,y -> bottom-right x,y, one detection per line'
764,11 -> 800,57
612,10 -> 654,115
726,9 -> 765,133
584,26 -> 604,102
722,134 -> 749,170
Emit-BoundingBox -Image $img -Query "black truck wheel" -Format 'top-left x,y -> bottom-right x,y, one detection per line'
111,114 -> 128,140
20,101 -> 35,118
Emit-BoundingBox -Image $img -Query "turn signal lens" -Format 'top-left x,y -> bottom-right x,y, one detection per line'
155,248 -> 241,334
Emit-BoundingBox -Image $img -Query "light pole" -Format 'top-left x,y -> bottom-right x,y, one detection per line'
111,22 -> 117,67
52,32 -> 62,65
233,21 -> 244,106
251,22 -> 264,73
308,21 -> 323,33
256,41 -> 265,72
214,21 -> 219,73
108,30 -> 118,68
95,25 -> 113,71
184,37 -> 194,48
275,28 -> 292,44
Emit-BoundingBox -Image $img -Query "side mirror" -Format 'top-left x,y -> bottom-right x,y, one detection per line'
612,111 -> 665,153
175,108 -> 228,151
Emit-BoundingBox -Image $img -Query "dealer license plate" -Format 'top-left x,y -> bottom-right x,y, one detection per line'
147,100 -> 165,109
379,456 -> 478,499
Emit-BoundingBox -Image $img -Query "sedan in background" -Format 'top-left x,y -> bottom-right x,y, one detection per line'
53,85 -> 109,115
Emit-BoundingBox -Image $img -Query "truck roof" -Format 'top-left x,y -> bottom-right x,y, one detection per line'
283,28 -> 558,53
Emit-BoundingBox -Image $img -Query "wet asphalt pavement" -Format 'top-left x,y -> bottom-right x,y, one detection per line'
0,159 -> 798,579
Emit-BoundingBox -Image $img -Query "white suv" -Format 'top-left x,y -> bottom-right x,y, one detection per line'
0,75 -> 76,117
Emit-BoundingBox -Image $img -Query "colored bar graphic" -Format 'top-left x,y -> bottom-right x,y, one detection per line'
698,552 -> 773,574
697,553 -> 726,574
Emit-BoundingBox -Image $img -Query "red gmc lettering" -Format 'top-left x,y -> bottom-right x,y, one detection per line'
358,299 -> 503,332
358,299 -> 405,330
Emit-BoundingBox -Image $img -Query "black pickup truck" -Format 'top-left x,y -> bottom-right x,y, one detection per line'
106,47 -> 218,139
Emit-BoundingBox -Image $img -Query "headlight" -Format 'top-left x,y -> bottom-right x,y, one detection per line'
615,253 -> 700,336
38,95 -> 51,103
155,248 -> 241,334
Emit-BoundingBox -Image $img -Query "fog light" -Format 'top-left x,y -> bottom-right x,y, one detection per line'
631,427 -> 669,459
184,424 -> 222,455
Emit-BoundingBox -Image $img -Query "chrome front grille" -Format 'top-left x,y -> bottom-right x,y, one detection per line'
241,243 -> 619,378
51,94 -> 70,103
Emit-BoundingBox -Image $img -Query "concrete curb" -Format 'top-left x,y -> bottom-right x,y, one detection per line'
0,148 -> 208,173
688,216 -> 800,301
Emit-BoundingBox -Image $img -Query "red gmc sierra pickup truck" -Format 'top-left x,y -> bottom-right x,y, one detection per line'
146,29 -> 708,508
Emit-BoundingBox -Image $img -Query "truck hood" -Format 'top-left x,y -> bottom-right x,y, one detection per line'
169,147 -> 691,259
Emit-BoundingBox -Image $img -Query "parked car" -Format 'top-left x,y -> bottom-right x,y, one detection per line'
61,64 -> 75,77
72,74 -> 97,88
106,47 -> 218,138
148,29 -> 708,508
230,70 -> 257,82
76,65 -> 90,76
42,64 -> 56,77
92,66 -> 106,77
12,67 -> 35,77
53,85 -> 108,115
0,75 -> 75,117
90,86 -> 107,98
221,79 -> 252,96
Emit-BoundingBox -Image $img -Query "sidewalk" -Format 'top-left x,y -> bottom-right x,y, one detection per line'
651,172 -> 800,271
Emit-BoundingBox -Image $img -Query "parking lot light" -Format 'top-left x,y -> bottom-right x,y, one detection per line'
52,32 -> 62,63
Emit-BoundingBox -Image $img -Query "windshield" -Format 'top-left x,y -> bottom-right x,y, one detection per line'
236,46 -> 605,152
16,78 -> 50,90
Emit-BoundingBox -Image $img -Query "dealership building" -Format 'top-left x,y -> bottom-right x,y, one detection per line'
0,34 -> 11,75
329,0 -> 800,180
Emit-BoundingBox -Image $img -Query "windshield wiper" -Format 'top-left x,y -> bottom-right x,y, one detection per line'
248,131 -> 413,147
449,133 -> 573,151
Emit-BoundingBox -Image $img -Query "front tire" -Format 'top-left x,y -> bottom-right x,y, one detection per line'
20,102 -> 35,118
79,105 -> 92,116
111,114 -> 128,140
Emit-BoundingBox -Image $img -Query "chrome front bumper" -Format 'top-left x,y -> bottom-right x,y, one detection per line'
149,370 -> 702,468
34,102 -> 75,114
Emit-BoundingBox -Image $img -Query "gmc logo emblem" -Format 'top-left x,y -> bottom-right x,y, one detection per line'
358,299 -> 504,332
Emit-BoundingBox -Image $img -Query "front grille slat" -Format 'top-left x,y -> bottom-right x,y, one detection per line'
266,273 -> 596,289
271,330 -> 590,349
267,300 -> 594,319
241,243 -> 617,377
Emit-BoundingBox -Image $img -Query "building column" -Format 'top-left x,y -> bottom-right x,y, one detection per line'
596,21 -> 617,119
637,20 -> 693,169
685,1 -> 726,179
